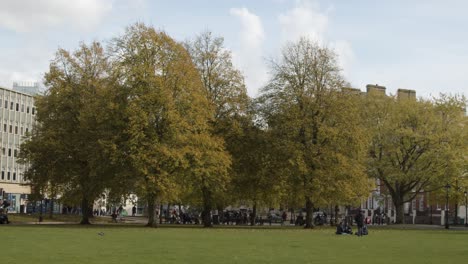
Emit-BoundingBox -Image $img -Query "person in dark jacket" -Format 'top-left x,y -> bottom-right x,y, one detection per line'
355,211 -> 364,237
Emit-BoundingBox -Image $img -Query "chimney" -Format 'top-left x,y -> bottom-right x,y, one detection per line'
397,89 -> 416,100
366,84 -> 386,96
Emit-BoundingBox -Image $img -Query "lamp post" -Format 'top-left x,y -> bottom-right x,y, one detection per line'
444,183 -> 451,229
464,190 -> 467,227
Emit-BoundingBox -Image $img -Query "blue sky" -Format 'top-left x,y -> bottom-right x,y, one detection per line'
0,0 -> 467,98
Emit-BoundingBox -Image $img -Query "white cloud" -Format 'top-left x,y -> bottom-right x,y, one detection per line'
278,0 -> 329,45
0,41 -> 52,89
330,40 -> 354,79
230,7 -> 268,97
278,0 -> 354,79
0,0 -> 114,32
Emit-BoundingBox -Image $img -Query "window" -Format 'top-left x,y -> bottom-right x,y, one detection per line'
9,125 -> 12,133
3,124 -> 6,132
26,128 -> 29,134
12,172 -> 16,181
2,148 -> 5,155
7,172 -> 10,180
21,104 -> 24,112
419,197 -> 424,212
4,100 -> 7,108
10,102 -> 13,110
27,107 -> 29,113
15,126 -> 18,134
32,107 -> 35,115
16,103 -> 19,111
8,149 -> 11,156
14,149 -> 17,157
1,171 -> 3,180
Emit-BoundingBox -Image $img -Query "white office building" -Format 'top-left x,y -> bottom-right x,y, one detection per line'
0,83 -> 38,212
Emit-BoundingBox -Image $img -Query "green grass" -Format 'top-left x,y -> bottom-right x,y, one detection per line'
1,225 -> 467,264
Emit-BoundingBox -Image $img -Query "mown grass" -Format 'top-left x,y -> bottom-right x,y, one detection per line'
1,225 -> 467,264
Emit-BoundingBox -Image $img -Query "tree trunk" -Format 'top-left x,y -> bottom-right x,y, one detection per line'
80,197 -> 91,225
159,204 -> 164,224
430,205 -> 433,225
394,202 -> 405,224
251,201 -> 257,226
217,205 -> 224,225
146,192 -> 158,227
38,200 -> 43,222
202,187 -> 212,227
454,203 -> 458,225
334,205 -> 340,225
304,196 -> 314,229
290,207 -> 295,224
49,198 -> 54,219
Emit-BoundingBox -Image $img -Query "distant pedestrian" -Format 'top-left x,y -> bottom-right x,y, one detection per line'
132,205 -> 136,216
355,211 -> 364,237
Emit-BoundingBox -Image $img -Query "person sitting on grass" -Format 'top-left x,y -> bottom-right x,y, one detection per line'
336,220 -> 352,235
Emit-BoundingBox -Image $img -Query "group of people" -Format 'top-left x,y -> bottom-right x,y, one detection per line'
168,209 -> 200,224
372,213 -> 388,225
335,211 -> 369,236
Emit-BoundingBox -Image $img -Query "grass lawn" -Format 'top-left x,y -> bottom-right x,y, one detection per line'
1,225 -> 467,264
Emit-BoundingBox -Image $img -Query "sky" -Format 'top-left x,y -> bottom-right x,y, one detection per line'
0,0 -> 467,98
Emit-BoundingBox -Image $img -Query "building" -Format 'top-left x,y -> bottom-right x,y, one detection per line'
0,84 -> 37,213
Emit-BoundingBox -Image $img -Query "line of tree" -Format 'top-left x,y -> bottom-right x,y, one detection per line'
18,23 -> 467,227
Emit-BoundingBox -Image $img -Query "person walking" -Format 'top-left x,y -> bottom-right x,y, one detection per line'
355,210 -> 364,237
132,205 -> 136,216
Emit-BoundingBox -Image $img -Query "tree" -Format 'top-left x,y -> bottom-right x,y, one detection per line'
366,94 -> 467,224
258,38 -> 370,228
20,42 -> 118,224
110,23 -> 219,227
185,31 -> 248,124
185,31 -> 248,226
229,110 -> 287,225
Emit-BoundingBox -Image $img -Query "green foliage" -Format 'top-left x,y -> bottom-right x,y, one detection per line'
20,42 -> 118,223
365,93 -> 467,223
185,31 -> 249,225
258,38 -> 371,224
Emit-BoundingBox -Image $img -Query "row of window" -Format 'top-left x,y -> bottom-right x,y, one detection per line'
0,100 -> 35,115
1,124 -> 30,135
1,148 -> 19,157
0,171 -> 18,181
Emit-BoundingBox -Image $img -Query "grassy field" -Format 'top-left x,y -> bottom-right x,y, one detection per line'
1,225 -> 467,264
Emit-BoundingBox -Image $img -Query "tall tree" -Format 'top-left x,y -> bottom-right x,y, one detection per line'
20,42 -> 117,224
229,106 -> 287,225
110,23 -> 220,227
185,31 -> 248,226
259,38 -> 370,228
366,94 -> 467,224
